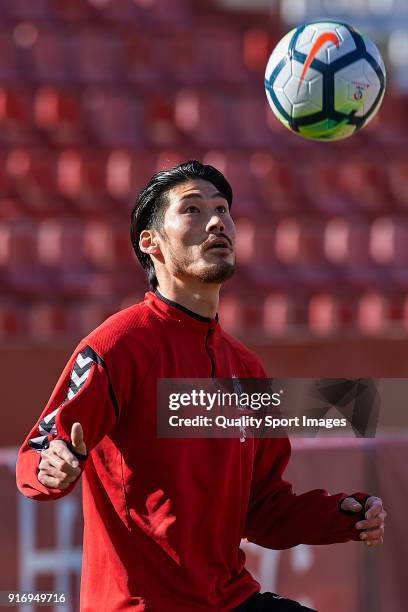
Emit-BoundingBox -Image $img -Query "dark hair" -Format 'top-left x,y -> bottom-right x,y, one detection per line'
130,159 -> 233,290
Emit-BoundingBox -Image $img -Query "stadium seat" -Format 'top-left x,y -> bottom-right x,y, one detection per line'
175,90 -> 232,147
302,158 -> 348,216
21,30 -> 68,84
308,293 -> 339,336
218,295 -> 243,335
37,218 -> 87,269
28,303 -> 72,340
0,30 -> 19,80
234,97 -> 271,147
70,301 -> 113,337
124,32 -> 158,85
0,303 -> 27,337
357,292 -> 388,335
82,90 -> 144,146
337,158 -> 389,215
248,152 -> 301,215
145,94 -> 179,147
194,26 -> 246,85
0,220 -> 51,297
0,220 -> 38,269
83,220 -> 137,272
0,0 -> 53,21
34,86 -> 83,146
5,148 -> 67,217
242,27 -> 271,73
263,292 -> 290,336
0,89 -> 32,146
388,157 -> 408,211
67,30 -> 124,84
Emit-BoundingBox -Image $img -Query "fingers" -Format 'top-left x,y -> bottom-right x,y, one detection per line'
49,439 -> 80,468
341,497 -> 363,513
355,496 -> 386,548
70,422 -> 87,456
37,440 -> 81,490
355,513 -> 386,531
359,525 -> 385,545
365,497 -> 384,519
37,472 -> 70,490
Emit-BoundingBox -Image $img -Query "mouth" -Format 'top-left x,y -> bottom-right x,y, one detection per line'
204,237 -> 233,252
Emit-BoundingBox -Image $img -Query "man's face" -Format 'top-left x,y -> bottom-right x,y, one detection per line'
155,178 -> 236,284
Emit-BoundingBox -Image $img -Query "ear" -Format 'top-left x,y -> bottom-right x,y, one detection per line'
139,229 -> 161,256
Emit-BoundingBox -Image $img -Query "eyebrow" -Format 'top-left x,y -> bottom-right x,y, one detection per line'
179,191 -> 227,203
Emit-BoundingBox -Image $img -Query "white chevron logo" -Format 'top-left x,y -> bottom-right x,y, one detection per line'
28,346 -> 102,453
71,368 -> 91,387
76,353 -> 93,369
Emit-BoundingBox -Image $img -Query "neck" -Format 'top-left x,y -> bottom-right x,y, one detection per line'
155,278 -> 220,319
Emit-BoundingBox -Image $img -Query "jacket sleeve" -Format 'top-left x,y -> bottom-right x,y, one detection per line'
244,435 -> 369,549
16,340 -> 118,501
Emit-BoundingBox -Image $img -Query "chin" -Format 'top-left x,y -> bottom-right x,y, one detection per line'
198,262 -> 235,284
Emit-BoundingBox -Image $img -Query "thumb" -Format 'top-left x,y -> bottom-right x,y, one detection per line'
341,497 -> 363,513
70,422 -> 87,456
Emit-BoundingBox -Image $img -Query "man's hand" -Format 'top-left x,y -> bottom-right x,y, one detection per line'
37,422 -> 87,490
341,496 -> 386,547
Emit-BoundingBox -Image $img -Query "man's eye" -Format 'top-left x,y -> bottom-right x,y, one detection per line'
216,205 -> 227,213
185,205 -> 200,213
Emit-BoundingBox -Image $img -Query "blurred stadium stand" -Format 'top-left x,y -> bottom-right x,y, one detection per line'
0,0 -> 407,344
1,3 -> 407,611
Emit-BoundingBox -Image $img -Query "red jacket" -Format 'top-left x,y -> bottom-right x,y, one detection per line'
16,291 -> 367,611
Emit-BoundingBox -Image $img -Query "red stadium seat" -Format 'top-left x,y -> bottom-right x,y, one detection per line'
337,158 -> 389,215
357,292 -> 388,335
144,94 -> 179,147
0,303 -> 27,337
0,89 -> 32,146
82,90 -> 144,146
324,218 -> 371,267
0,220 -> 38,269
0,0 -> 53,21
249,152 -> 301,215
308,293 -> 339,336
0,220 -> 51,297
34,86 -> 83,146
84,220 -> 137,272
70,301 -> 114,337
21,30 -> 68,83
124,32 -> 159,85
57,149 -> 121,215
195,26 -> 246,85
28,303 -> 72,340
243,28 -> 271,73
37,218 -> 87,269
218,295 -> 243,335
5,148 -> 66,217
388,157 -> 408,212
263,292 -> 290,336
0,30 -> 19,80
175,90 -> 231,147
67,30 -> 124,84
234,97 -> 271,147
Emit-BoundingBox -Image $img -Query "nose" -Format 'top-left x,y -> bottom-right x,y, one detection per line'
206,213 -> 225,233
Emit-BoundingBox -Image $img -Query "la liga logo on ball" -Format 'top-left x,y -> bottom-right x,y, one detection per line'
264,20 -> 386,141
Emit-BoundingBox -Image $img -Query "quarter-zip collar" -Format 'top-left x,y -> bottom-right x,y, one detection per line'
144,290 -> 219,334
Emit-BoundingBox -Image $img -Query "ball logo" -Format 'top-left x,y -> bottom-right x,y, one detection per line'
354,87 -> 364,101
352,80 -> 369,101
297,32 -> 340,93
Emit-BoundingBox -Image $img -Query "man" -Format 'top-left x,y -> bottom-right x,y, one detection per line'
16,161 -> 386,611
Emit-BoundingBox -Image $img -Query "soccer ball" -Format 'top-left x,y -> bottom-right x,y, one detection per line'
264,21 -> 386,141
